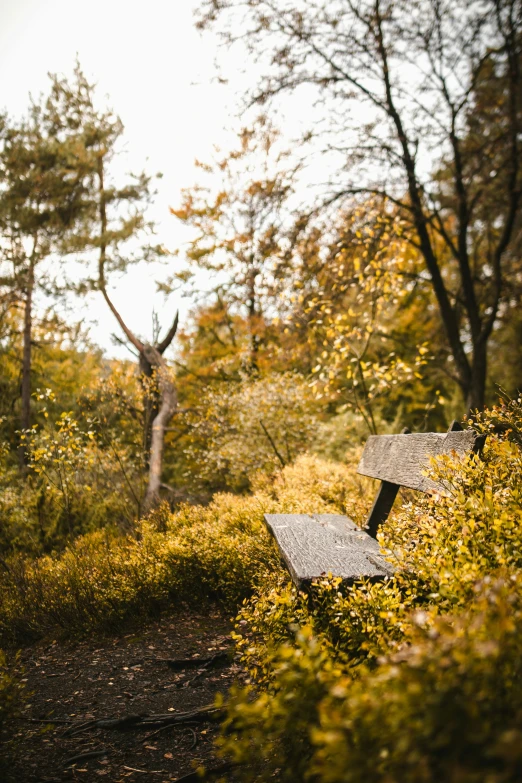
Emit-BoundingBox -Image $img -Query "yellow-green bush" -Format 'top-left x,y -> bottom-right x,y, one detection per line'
0,454 -> 360,645
219,396 -> 522,782
1,404 -> 143,554
0,650 -> 23,744
177,374 -> 322,494
312,576 -> 522,783
224,577 -> 522,783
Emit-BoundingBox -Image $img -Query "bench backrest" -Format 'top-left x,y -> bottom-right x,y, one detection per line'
357,430 -> 484,494
357,425 -> 485,538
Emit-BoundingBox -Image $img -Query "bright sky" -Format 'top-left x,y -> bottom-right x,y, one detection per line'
0,0 -> 241,355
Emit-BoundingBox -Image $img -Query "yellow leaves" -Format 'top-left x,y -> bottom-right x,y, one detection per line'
34,387 -> 56,402
168,206 -> 189,220
304,214 -> 425,414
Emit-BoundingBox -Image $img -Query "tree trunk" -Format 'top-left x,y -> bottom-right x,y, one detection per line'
142,346 -> 178,514
465,341 -> 487,413
19,259 -> 35,469
98,244 -> 179,514
139,352 -> 160,469
247,268 -> 259,372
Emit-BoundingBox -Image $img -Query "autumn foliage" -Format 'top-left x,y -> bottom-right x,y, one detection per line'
217,397 -> 522,782
0,6 -> 521,772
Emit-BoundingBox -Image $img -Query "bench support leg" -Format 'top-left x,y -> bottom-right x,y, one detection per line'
365,481 -> 400,538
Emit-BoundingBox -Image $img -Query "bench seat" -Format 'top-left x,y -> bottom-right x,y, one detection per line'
264,513 -> 394,589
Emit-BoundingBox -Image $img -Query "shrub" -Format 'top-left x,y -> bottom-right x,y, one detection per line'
0,454 -> 358,645
1,403 -> 142,555
177,374 -> 322,494
312,576 -> 522,783
0,650 -> 23,742
219,396 -> 522,783
223,577 -> 522,783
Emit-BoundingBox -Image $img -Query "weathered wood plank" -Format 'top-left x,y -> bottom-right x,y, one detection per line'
357,430 -> 482,493
264,513 -> 394,588
365,427 -> 410,538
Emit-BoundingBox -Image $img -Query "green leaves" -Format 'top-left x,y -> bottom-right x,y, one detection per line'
179,374 -> 320,493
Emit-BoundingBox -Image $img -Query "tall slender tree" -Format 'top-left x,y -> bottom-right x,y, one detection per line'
46,65 -> 180,509
198,0 -> 522,410
1,64 -> 180,497
0,79 -> 92,465
97,279 -> 179,513
171,125 -> 298,373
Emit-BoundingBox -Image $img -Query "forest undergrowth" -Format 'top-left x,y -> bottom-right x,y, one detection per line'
1,398 -> 522,783
218,397 -> 522,782
0,454 -> 368,647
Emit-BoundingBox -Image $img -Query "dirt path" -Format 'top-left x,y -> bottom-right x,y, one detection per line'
6,607 -> 244,783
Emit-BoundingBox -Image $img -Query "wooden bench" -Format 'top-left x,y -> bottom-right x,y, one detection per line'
265,423 -> 485,589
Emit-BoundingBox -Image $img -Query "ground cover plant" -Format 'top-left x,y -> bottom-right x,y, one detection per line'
0,650 -> 22,735
0,454 -> 368,646
0,401 -> 521,780
217,396 -> 522,783
0,454 -> 368,764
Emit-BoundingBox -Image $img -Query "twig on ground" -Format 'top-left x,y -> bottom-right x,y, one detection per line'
65,705 -> 223,736
63,749 -> 108,767
62,718 -> 98,737
151,651 -> 231,671
121,766 -> 159,774
141,720 -> 197,742
180,666 -> 217,689
64,714 -> 146,737
173,762 -> 237,782
184,727 -> 198,751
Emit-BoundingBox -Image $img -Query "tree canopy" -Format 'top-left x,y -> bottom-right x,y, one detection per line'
198,0 -> 522,410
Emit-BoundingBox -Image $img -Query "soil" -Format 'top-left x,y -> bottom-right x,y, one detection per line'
4,606 -> 246,783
